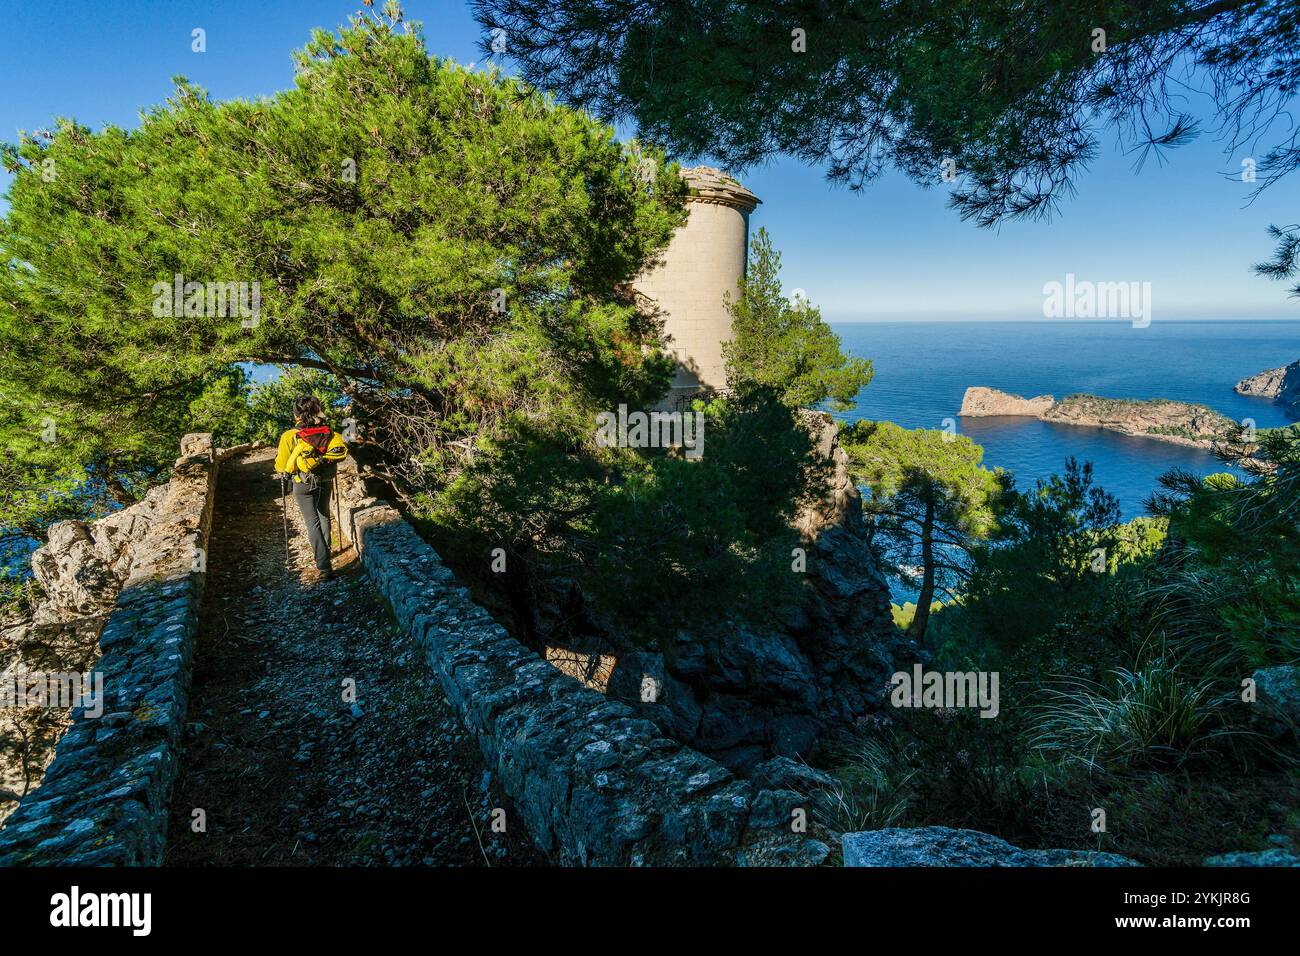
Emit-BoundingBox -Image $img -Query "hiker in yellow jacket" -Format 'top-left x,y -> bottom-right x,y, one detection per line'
274,396 -> 348,578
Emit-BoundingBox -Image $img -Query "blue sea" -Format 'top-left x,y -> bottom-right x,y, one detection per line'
832,320 -> 1300,519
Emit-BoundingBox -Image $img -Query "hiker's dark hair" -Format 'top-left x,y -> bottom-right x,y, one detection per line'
293,395 -> 326,426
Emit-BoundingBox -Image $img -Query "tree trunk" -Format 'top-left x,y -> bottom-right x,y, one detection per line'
103,472 -> 136,507
908,498 -> 937,644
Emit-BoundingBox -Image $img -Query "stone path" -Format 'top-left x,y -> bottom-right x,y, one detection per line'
164,447 -> 539,866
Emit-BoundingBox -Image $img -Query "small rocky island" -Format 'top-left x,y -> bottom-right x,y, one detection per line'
959,386 -> 1240,450
1235,359 -> 1300,418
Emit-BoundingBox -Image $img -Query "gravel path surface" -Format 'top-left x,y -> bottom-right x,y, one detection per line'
165,446 -> 540,866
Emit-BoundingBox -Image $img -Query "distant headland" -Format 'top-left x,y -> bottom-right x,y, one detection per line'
1235,359 -> 1300,419
959,386 -> 1240,451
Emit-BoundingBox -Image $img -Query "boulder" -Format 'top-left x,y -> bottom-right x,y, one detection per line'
842,826 -> 1140,867
768,713 -> 820,757
750,755 -> 834,793
1204,849 -> 1300,867
748,788 -> 806,829
712,627 -> 819,707
27,484 -> 169,622
694,694 -> 767,753
1251,664 -> 1300,735
29,522 -> 118,619
605,651 -> 703,740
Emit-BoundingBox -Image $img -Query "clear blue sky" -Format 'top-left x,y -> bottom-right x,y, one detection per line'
3,0 -> 1297,320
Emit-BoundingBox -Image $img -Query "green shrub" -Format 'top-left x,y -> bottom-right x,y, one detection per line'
812,734 -> 913,836
1030,660 -> 1236,772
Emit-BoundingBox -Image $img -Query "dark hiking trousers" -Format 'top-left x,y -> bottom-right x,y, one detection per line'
293,478 -> 333,571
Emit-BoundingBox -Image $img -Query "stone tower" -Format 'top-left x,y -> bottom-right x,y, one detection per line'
636,166 -> 760,407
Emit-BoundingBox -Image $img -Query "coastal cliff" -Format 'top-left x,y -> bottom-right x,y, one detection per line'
1235,360 -> 1300,418
958,387 -> 1055,417
959,387 -> 1239,450
548,411 -> 906,772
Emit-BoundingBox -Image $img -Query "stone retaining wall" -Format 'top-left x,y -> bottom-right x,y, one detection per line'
0,435 -> 229,865
334,461 -> 820,865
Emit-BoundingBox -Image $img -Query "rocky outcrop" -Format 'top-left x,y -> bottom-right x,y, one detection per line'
958,387 -> 1055,418
1235,364 -> 1291,398
603,411 -> 905,771
333,460 -> 827,866
1205,848 -> 1300,866
842,826 -> 1139,867
1235,360 -> 1300,418
26,485 -> 170,624
1,485 -> 172,826
0,435 -> 226,864
1249,664 -> 1300,736
960,387 -> 1239,451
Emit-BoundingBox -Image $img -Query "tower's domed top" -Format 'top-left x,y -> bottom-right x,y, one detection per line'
680,166 -> 760,211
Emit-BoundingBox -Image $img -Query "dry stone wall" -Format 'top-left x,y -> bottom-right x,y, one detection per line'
0,435 -> 236,865
334,462 -> 825,865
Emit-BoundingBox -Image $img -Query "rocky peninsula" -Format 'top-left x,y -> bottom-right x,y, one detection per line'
1235,360 -> 1300,418
959,386 -> 1241,451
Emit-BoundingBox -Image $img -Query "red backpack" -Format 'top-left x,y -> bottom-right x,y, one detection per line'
297,425 -> 334,460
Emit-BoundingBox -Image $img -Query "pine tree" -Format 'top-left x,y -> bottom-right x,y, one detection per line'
723,227 -> 873,409
0,4 -> 684,545
843,420 -> 1006,642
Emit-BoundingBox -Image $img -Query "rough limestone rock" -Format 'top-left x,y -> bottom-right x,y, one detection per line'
959,386 -> 1056,418
604,410 -> 905,771
605,651 -> 702,740
28,522 -> 115,618
1235,359 -> 1300,418
1250,664 -> 1300,735
28,483 -> 169,622
842,827 -> 1140,867
3,477 -> 178,827
750,755 -> 834,793
1205,848 -> 1300,866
